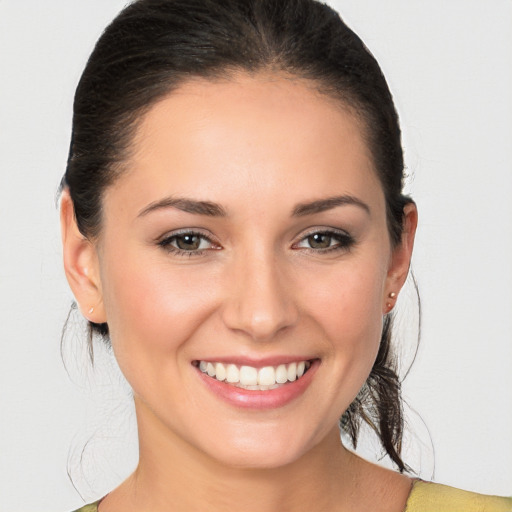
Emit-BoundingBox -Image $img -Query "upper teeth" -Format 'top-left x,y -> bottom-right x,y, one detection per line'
198,361 -> 310,388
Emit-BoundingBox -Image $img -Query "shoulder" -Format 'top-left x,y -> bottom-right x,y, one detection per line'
405,480 -> 512,512
71,502 -> 100,512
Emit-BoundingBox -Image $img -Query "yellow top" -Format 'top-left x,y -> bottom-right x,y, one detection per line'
72,481 -> 512,512
405,480 -> 512,512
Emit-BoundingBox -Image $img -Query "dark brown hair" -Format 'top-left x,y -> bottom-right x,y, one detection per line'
63,0 -> 413,472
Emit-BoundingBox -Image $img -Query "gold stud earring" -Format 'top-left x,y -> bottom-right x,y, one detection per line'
385,292 -> 396,312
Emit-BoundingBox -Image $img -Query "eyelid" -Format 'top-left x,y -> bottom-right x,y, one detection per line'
156,227 -> 219,244
291,226 -> 355,252
157,228 -> 222,256
296,226 -> 350,239
292,226 -> 351,244
156,226 -> 353,256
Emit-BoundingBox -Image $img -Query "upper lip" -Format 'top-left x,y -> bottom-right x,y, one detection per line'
193,355 -> 318,368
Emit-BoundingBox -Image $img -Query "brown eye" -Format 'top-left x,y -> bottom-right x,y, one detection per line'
307,233 -> 332,249
175,234 -> 202,250
294,229 -> 354,253
158,231 -> 216,254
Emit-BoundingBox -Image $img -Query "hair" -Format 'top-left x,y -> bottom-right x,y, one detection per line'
62,0 -> 414,472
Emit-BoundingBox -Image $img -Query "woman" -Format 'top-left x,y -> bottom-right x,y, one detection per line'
57,0 -> 511,510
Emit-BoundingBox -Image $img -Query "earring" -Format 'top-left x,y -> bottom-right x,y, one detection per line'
386,292 -> 397,311
88,307 -> 94,315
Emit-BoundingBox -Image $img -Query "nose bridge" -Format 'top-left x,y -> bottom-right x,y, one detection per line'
222,245 -> 298,341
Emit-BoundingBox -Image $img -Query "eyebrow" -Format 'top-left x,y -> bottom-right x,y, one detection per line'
137,194 -> 370,219
138,197 -> 227,217
292,195 -> 370,217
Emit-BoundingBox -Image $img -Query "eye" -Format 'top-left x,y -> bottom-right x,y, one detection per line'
173,233 -> 207,251
158,230 -> 219,255
294,229 -> 354,253
306,233 -> 334,249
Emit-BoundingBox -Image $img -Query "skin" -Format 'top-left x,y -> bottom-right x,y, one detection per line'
61,73 -> 417,511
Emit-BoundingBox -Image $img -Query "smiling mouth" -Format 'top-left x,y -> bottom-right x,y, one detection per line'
194,360 -> 313,391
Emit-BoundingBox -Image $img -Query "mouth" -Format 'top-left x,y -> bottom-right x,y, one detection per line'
193,359 -> 313,391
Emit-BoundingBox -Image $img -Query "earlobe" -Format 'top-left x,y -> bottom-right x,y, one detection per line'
60,189 -> 106,323
383,202 -> 418,311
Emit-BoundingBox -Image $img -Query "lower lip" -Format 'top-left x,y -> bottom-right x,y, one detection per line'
195,360 -> 319,410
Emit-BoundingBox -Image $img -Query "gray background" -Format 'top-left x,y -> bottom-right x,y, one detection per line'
1,1 -> 511,510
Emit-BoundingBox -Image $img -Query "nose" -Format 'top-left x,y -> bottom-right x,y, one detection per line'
221,249 -> 299,342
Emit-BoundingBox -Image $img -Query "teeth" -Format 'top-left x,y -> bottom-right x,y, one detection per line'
215,362 -> 226,381
197,360 -> 311,389
287,362 -> 297,382
275,364 -> 288,384
258,366 -> 275,386
206,362 -> 216,377
226,364 -> 239,383
240,366 -> 258,386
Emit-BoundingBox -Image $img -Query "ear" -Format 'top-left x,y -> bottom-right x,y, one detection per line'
383,202 -> 418,313
60,189 -> 106,323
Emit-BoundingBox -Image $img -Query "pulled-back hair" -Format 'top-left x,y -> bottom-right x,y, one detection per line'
63,0 -> 413,472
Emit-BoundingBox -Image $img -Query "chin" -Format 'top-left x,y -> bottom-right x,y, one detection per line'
196,422 -> 326,471
209,444 -> 305,470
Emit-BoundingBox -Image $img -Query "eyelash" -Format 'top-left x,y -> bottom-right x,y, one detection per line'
158,228 -> 354,257
158,230 -> 218,257
292,228 -> 355,254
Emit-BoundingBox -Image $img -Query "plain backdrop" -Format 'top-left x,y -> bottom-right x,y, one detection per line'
1,1 -> 511,510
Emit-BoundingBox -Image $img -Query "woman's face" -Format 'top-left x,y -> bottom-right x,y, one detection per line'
71,74 -> 414,469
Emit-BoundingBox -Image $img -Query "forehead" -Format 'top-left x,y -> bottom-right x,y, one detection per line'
107,73 -> 384,217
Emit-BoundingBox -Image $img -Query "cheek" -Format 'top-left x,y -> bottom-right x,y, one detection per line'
301,259 -> 386,388
305,260 -> 386,339
99,247 -> 219,372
